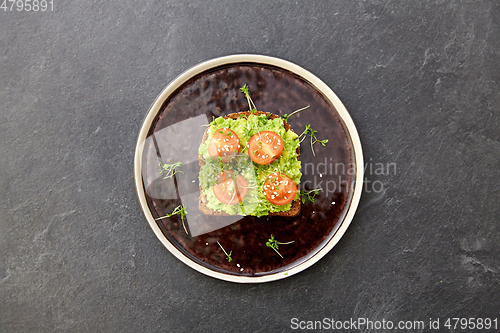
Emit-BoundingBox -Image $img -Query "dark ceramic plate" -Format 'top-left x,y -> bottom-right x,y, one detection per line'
134,55 -> 363,283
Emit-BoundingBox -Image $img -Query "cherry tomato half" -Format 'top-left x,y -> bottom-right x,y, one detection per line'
213,171 -> 248,205
247,131 -> 283,165
263,172 -> 297,205
208,128 -> 240,162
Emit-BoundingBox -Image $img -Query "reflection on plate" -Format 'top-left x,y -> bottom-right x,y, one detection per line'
134,55 -> 363,283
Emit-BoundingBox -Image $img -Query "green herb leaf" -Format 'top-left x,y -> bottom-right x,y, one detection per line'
266,234 -> 294,258
155,204 -> 188,234
240,84 -> 258,113
239,84 -> 249,95
283,105 -> 310,122
217,241 -> 233,262
297,124 -> 328,156
158,162 -> 184,179
299,188 -> 322,204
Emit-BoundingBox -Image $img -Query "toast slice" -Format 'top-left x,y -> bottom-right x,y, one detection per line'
198,111 -> 301,217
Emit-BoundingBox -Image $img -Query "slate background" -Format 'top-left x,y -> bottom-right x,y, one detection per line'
1,1 -> 499,332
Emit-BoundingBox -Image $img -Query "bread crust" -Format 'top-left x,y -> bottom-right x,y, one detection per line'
198,111 -> 301,217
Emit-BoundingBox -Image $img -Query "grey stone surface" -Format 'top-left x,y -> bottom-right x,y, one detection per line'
1,1 -> 499,332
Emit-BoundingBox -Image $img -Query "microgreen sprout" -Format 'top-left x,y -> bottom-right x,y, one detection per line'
216,156 -> 225,170
217,129 -> 233,138
240,84 -> 257,114
271,174 -> 280,186
155,204 -> 188,234
266,234 -> 295,258
299,188 -> 323,204
217,241 -> 233,262
159,161 -> 183,179
282,105 -> 310,122
298,124 -> 329,156
202,116 -> 216,127
239,84 -> 249,94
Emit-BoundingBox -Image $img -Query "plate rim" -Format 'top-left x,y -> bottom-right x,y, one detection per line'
134,54 -> 364,283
